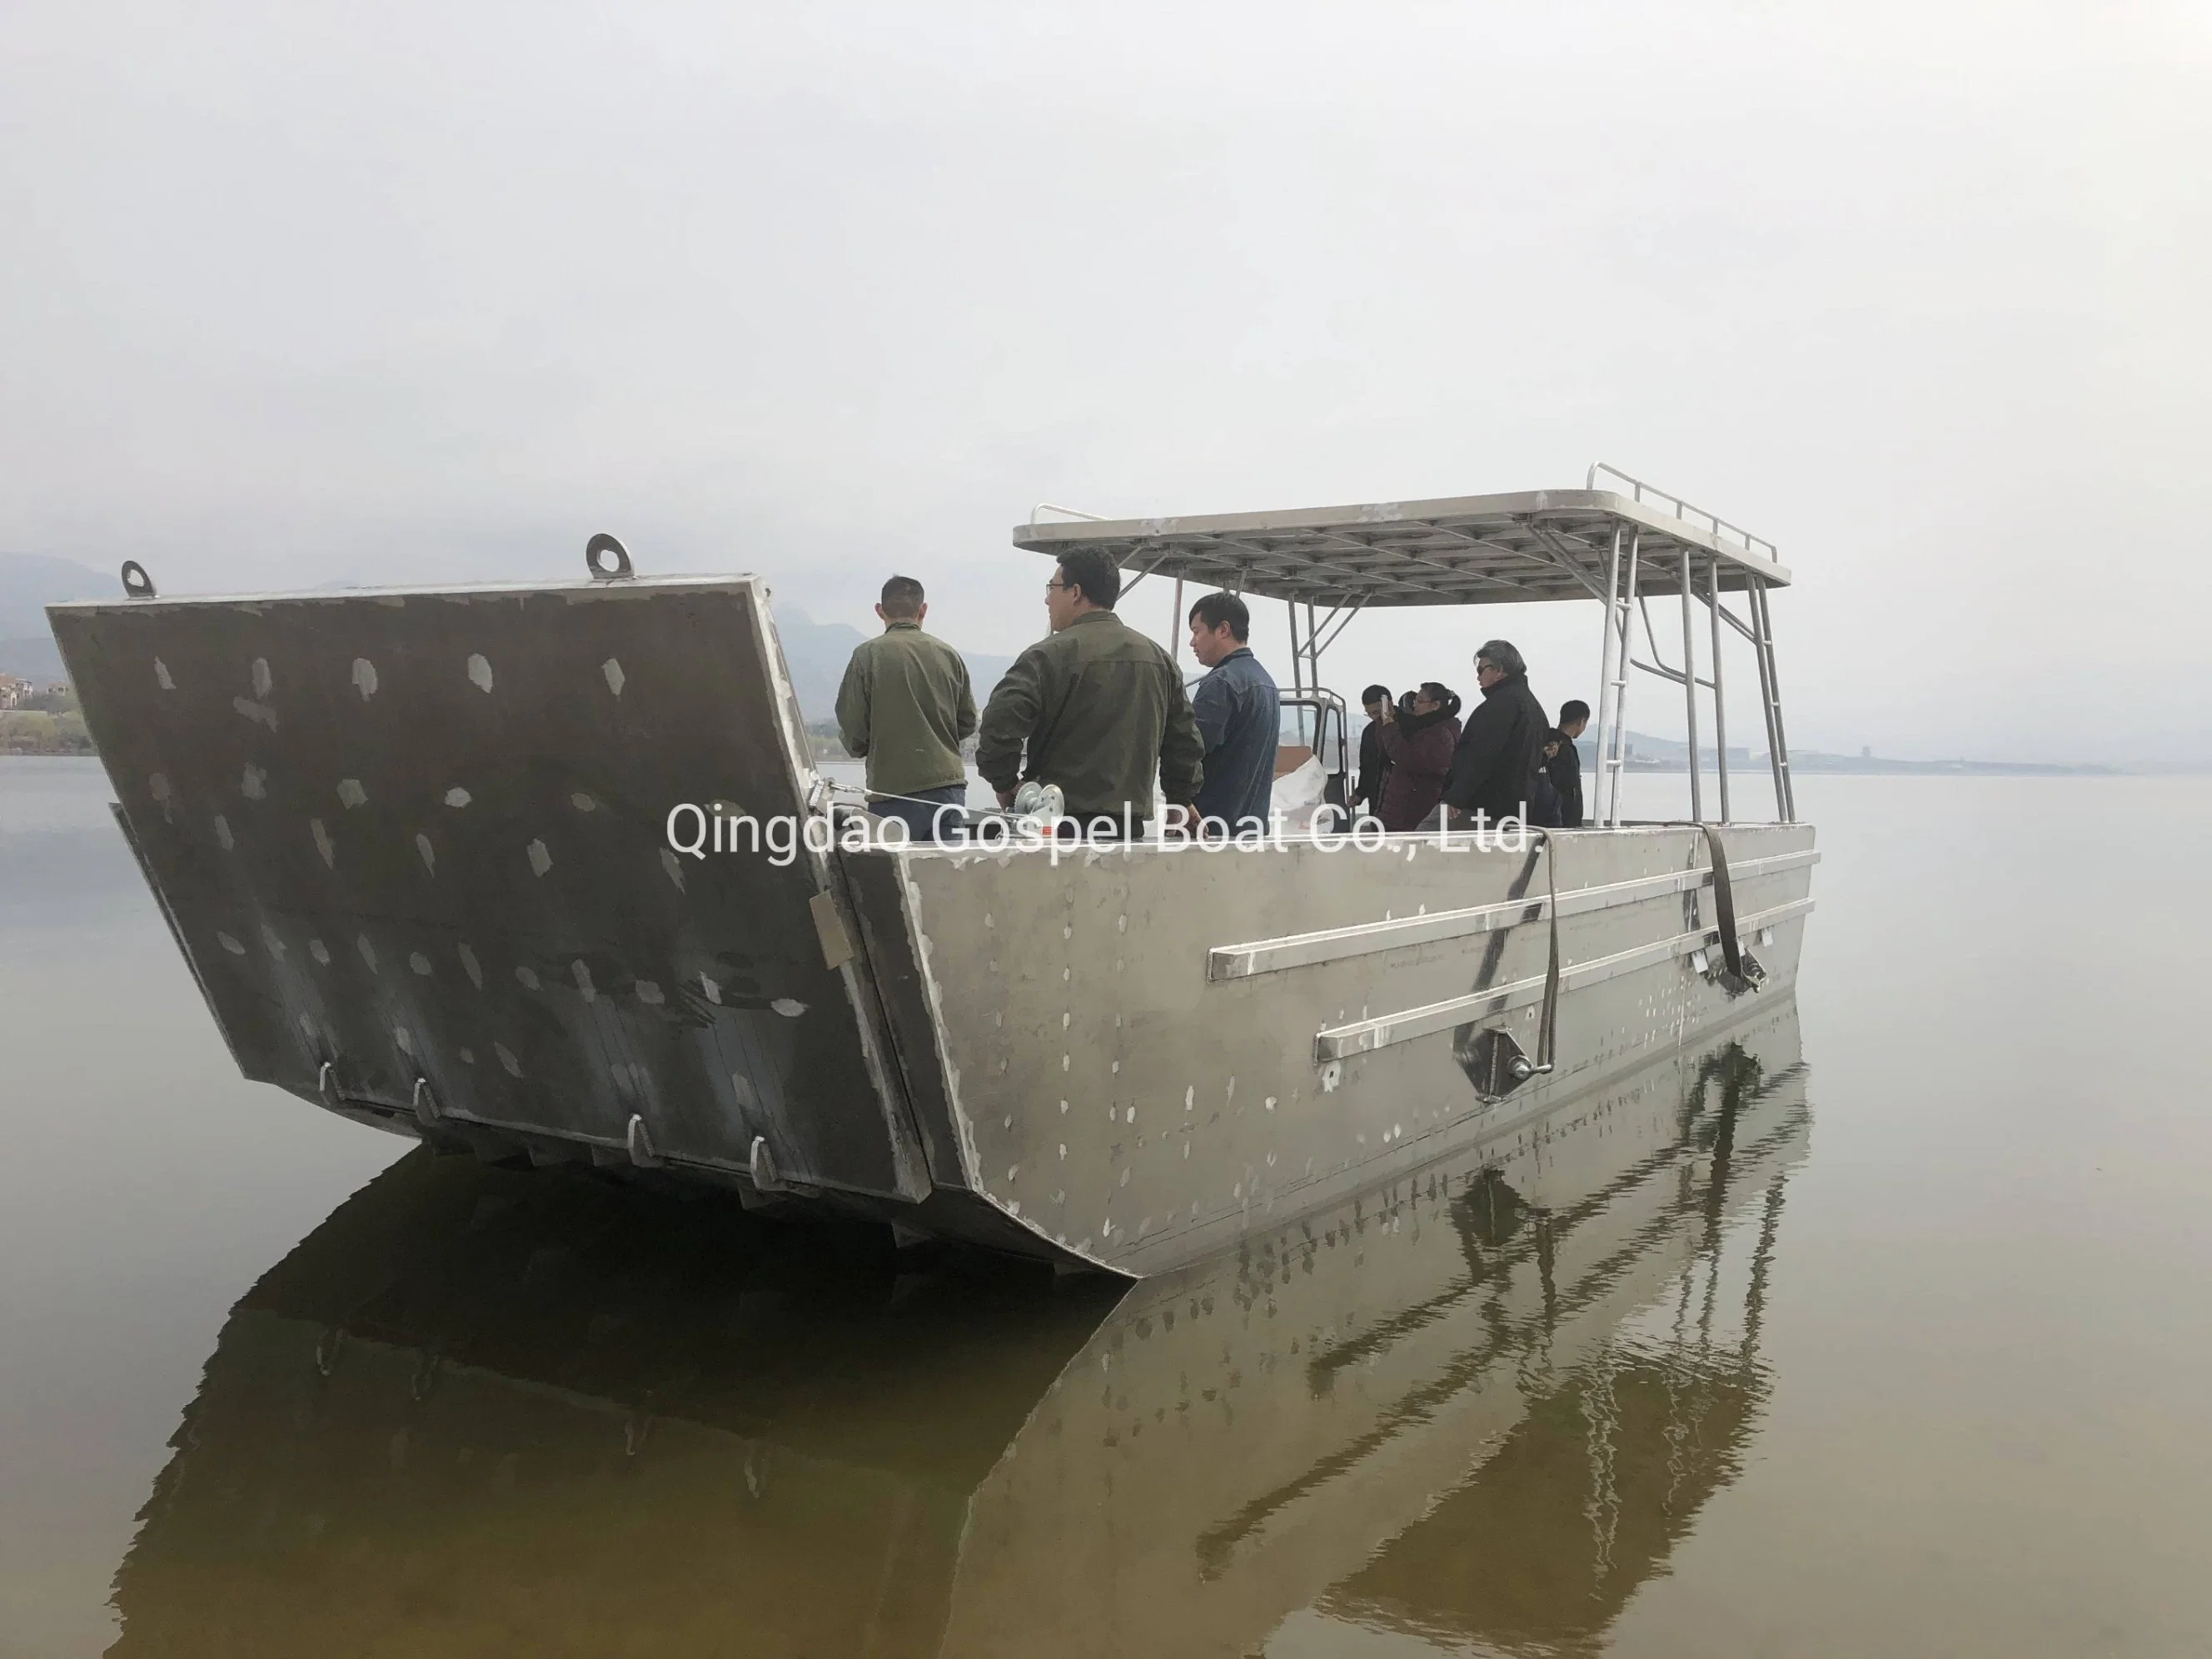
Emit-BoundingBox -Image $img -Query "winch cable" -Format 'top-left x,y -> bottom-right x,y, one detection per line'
817,779 -> 976,813
816,779 -> 1046,821
1486,825 -> 1561,1086
1694,822 -> 1753,990
1533,828 -> 1561,1074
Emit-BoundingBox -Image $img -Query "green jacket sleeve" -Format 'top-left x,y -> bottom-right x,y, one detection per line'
976,647 -> 1047,794
954,658 -> 978,743
1157,669 -> 1206,806
834,645 -> 871,759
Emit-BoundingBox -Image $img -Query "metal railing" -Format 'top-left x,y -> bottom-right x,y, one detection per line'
1029,503 -> 1105,526
1585,462 -> 1780,563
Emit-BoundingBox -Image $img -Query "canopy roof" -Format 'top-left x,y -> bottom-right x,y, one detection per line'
1011,488 -> 1791,609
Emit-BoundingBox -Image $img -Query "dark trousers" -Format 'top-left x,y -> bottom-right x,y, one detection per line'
869,784 -> 969,843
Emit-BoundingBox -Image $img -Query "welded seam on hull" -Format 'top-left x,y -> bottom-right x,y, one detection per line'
888,857 -> 979,1183
1313,898 -> 1815,1061
897,864 -> 1118,1273
746,585 -> 930,1199
1213,849 -> 1819,980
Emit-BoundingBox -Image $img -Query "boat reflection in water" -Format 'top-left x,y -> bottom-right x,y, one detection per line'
112,1002 -> 1809,1657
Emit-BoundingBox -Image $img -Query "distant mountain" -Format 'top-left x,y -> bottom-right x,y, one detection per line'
0,639 -> 65,683
772,604 -> 1017,725
1612,729 -> 2109,777
1614,730 -> 1752,766
0,551 -> 110,682
1781,750 -> 2113,777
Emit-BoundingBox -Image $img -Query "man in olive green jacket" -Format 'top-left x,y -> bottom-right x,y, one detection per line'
835,575 -> 977,841
976,548 -> 1205,832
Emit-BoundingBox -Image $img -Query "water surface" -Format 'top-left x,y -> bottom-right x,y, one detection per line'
3,759 -> 2209,1656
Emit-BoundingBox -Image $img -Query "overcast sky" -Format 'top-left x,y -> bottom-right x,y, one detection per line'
4,2 -> 2207,763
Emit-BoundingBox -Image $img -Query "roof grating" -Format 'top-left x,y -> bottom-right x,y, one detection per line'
1012,488 -> 1790,608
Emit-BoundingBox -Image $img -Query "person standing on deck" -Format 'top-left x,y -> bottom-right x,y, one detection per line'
1186,592 -> 1278,834
1375,683 -> 1462,831
835,575 -> 978,842
1545,699 -> 1590,829
977,548 -> 1204,834
1442,639 -> 1548,826
1354,684 -> 1393,817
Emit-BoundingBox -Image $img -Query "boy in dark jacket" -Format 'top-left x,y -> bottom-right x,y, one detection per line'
1354,684 -> 1393,815
1544,699 -> 1589,829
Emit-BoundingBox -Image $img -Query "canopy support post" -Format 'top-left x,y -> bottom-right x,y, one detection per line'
1749,580 -> 1796,822
1170,576 -> 1184,668
1594,526 -> 1624,824
1681,554 -> 1703,824
1601,530 -> 1642,825
1706,555 -> 1731,824
1747,576 -> 1782,817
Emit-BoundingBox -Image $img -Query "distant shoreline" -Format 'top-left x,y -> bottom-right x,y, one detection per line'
0,721 -> 93,757
1624,758 -> 2115,778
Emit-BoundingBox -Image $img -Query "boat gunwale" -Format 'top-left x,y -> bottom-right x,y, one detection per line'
1212,845 -> 1820,980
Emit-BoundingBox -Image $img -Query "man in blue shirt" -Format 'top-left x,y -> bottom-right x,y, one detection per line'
1186,591 -> 1278,834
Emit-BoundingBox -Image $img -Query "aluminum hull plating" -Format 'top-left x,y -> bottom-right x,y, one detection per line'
49,573 -> 1812,1277
844,820 -> 1811,1275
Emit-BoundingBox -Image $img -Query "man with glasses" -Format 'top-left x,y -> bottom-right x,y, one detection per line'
1442,638 -> 1548,829
977,549 -> 1204,837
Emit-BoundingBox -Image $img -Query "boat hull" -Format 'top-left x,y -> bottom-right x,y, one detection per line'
49,574 -> 1813,1275
849,820 -> 1811,1274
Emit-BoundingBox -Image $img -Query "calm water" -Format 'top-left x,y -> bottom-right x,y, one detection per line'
3,757 -> 2210,1657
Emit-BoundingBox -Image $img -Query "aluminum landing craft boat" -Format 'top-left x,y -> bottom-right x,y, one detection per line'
47,466 -> 1816,1278
107,1008 -> 1809,1659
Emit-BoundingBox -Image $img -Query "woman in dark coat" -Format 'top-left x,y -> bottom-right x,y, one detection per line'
1374,682 -> 1462,831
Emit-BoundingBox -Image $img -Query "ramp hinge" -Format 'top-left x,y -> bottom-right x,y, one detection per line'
749,1134 -> 786,1193
809,889 -> 855,971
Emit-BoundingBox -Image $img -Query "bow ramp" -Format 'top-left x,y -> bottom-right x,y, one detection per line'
47,570 -> 1003,1232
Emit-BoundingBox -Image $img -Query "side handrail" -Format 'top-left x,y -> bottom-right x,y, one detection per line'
1029,503 -> 1105,526
1585,461 -> 1780,562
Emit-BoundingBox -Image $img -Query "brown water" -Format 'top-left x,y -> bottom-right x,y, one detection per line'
3,758 -> 2210,1657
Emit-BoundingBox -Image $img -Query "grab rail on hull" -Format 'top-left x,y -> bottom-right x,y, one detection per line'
1346,826 -> 1776,1090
